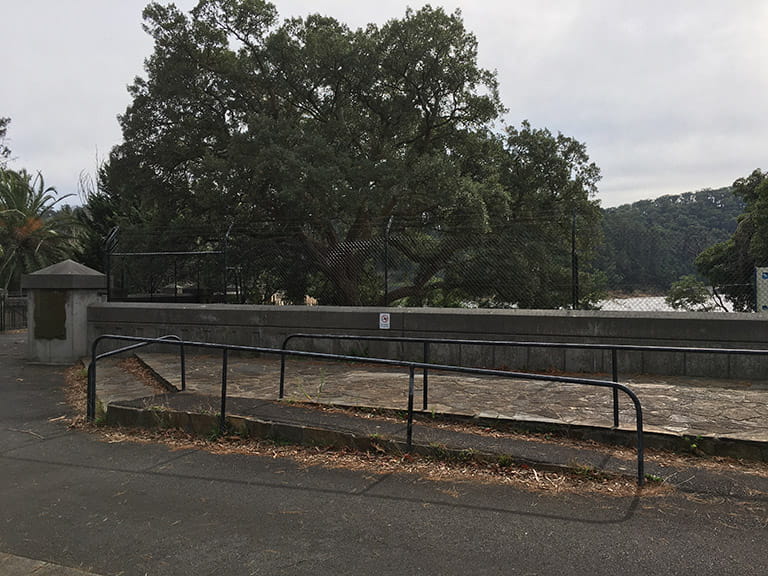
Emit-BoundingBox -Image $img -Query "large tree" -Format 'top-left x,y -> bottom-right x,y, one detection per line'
696,169 -> 768,311
440,122 -> 603,308
95,0 -> 601,306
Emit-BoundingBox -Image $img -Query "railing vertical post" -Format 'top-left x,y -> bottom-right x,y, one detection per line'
407,366 -> 415,450
220,348 -> 228,432
279,340 -> 288,399
422,341 -> 429,410
629,391 -> 645,486
180,341 -> 186,391
637,415 -> 645,485
612,348 -> 619,427
87,343 -> 98,422
87,363 -> 95,422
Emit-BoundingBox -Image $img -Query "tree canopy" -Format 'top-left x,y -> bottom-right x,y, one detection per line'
0,168 -> 80,292
598,188 -> 742,294
93,0 -> 602,307
696,169 -> 768,311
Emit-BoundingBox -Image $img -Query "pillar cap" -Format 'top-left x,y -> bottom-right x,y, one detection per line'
21,259 -> 106,290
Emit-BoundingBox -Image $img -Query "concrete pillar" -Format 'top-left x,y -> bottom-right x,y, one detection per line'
21,260 -> 106,364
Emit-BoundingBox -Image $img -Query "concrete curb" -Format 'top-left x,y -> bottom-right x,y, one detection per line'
104,402 -> 627,481
419,410 -> 768,462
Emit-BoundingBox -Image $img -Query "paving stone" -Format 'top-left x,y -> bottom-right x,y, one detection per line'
90,352 -> 768,449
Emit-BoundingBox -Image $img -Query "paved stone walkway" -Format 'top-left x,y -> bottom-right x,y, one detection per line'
119,352 -> 768,442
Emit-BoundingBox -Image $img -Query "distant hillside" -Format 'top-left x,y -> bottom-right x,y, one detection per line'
596,187 -> 744,294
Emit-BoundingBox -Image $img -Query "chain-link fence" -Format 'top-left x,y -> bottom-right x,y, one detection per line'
104,215 -> 754,312
107,250 -> 226,303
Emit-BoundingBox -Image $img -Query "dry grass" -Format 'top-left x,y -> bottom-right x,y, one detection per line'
91,425 -> 664,498
316,404 -> 768,480
59,361 -> 677,498
62,361 -> 669,497
117,357 -> 172,394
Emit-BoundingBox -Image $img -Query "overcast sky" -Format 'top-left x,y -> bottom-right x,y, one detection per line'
2,0 -> 766,207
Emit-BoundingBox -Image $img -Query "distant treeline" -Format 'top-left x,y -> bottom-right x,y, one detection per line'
596,188 -> 744,294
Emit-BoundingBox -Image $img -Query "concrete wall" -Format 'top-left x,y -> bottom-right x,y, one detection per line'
28,290 -> 104,364
87,303 -> 768,379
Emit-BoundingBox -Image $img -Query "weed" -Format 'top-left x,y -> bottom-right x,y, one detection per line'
684,434 -> 704,456
295,379 -> 314,402
206,416 -> 227,441
571,464 -> 610,481
198,404 -> 219,417
428,442 -> 450,459
456,449 -> 476,462
317,368 -> 326,395
497,454 -> 514,468
644,473 -> 664,484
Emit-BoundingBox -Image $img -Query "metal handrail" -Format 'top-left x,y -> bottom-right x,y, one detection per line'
87,334 -> 646,485
87,334 -> 186,420
280,332 -> 768,427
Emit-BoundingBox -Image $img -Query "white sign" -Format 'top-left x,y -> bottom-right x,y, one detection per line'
379,312 -> 391,330
756,267 -> 768,312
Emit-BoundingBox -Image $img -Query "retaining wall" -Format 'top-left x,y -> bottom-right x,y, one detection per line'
88,303 -> 768,379
87,303 -> 768,379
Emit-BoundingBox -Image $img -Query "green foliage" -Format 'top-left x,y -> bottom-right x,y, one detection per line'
75,170 -> 120,272
598,188 -> 742,294
695,169 -> 768,311
0,168 -> 82,291
87,1 -> 602,307
665,275 -> 716,312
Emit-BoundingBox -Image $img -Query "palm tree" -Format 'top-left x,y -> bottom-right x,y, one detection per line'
0,169 -> 81,291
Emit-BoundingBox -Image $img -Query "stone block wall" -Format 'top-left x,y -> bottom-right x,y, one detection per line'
87,303 -> 768,379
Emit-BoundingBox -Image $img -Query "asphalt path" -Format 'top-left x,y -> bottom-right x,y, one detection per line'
1,333 -> 766,575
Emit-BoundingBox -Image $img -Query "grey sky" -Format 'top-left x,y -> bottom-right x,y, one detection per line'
2,0 -> 766,207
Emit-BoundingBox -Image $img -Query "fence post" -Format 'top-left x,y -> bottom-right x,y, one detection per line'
612,348 -> 619,427
422,341 -> 429,410
220,348 -> 228,432
571,209 -> 579,310
383,215 -> 393,306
